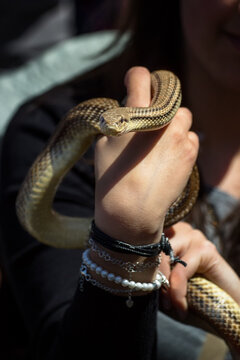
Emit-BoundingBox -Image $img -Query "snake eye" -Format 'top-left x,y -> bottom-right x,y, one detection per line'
100,116 -> 105,124
119,117 -> 128,124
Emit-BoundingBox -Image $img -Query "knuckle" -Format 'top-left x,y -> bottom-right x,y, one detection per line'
192,229 -> 217,252
175,107 -> 193,126
176,221 -> 193,232
171,124 -> 185,142
191,229 -> 207,243
203,240 -> 217,254
188,131 -> 199,148
184,141 -> 198,163
191,229 -> 204,240
170,110 -> 192,142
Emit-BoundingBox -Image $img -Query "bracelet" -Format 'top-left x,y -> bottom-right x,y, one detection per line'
90,221 -> 187,266
82,249 -> 168,292
80,264 -> 131,295
89,238 -> 161,272
90,221 -> 162,257
80,264 -> 137,307
80,248 -> 168,308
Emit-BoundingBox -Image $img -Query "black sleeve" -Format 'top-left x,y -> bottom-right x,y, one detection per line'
0,87 -> 158,359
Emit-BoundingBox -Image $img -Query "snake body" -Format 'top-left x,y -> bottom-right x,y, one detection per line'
16,70 -> 240,351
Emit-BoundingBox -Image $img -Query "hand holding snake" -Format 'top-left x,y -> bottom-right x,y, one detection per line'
95,66 -> 199,243
16,66 -> 240,353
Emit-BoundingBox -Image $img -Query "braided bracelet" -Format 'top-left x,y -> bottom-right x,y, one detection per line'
90,221 -> 187,266
90,221 -> 162,257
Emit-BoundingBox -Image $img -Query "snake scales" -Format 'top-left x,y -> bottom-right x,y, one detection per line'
16,70 -> 240,352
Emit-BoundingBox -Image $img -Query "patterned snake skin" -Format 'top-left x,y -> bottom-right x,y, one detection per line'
16,70 -> 240,352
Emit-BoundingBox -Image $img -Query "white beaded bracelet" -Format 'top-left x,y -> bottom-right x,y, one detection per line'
80,264 -> 137,307
82,248 -> 169,292
80,264 -> 132,295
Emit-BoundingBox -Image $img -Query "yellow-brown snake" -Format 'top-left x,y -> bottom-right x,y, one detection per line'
16,70 -> 240,352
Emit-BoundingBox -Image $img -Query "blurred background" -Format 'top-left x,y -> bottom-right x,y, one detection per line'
0,0 -> 125,71
0,0 -> 128,149
0,1 -> 126,359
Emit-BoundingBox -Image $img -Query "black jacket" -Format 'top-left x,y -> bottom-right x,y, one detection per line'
0,54 -> 158,359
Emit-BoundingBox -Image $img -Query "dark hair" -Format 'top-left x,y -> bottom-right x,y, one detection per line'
119,0 -> 183,73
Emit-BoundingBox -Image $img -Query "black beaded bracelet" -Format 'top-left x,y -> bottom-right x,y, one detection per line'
90,221 -> 187,266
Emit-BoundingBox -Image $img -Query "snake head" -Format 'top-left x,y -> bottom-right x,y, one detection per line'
100,108 -> 130,136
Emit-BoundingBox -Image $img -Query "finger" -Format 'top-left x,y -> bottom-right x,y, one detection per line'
96,67 -> 151,151
200,251 -> 240,305
165,222 -> 193,257
168,264 -> 188,318
159,223 -> 193,313
167,107 -> 193,134
188,130 -> 199,150
168,263 -> 188,313
124,66 -> 151,107
168,230 -> 213,312
170,234 -> 240,312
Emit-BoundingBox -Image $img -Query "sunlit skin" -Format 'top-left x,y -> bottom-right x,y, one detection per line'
92,1 -> 240,348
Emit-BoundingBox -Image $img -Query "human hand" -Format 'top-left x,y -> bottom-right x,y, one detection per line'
159,222 -> 240,317
159,222 -> 240,357
94,66 -> 199,244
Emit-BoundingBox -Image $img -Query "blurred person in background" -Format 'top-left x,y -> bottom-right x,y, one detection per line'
0,0 -> 122,71
0,1 -> 123,358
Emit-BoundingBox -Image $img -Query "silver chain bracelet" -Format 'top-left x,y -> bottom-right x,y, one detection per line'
89,238 -> 161,273
80,264 -> 136,307
80,248 -> 169,308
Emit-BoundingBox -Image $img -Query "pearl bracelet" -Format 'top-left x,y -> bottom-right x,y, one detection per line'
80,264 -> 132,295
80,264 -> 136,307
82,248 -> 169,292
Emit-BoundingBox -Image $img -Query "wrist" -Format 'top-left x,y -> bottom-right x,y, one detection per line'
89,246 -> 160,284
94,210 -> 164,245
84,244 -> 166,300
79,228 -> 178,306
84,222 -> 169,296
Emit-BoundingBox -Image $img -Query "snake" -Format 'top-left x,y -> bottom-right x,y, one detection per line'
15,70 -> 240,352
